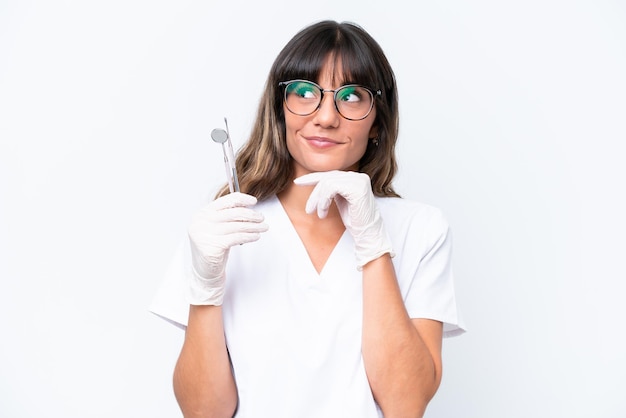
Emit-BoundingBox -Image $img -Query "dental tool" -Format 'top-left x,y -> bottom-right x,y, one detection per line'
210,117 -> 240,193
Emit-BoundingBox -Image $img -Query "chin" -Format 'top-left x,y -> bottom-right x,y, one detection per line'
293,157 -> 360,176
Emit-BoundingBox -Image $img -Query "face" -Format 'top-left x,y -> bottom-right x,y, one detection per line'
283,59 -> 378,178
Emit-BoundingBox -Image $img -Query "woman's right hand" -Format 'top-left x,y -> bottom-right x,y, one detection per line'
187,192 -> 269,305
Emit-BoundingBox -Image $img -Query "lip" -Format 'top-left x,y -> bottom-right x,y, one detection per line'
304,135 -> 343,149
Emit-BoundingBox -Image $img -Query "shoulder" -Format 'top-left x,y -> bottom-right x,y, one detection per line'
376,197 -> 449,233
376,197 -> 452,259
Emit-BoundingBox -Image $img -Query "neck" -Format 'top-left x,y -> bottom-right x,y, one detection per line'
277,176 -> 341,221
277,179 -> 312,210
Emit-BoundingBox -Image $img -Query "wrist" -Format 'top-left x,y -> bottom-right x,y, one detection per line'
187,266 -> 226,306
354,219 -> 395,271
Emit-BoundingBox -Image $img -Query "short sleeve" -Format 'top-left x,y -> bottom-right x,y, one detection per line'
379,199 -> 466,338
148,240 -> 190,330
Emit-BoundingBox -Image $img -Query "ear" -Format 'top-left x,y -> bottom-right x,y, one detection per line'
368,124 -> 379,140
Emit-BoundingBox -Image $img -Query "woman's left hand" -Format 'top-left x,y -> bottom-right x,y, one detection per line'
294,170 -> 394,269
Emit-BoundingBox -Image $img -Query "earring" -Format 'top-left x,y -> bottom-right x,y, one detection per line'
371,137 -> 379,147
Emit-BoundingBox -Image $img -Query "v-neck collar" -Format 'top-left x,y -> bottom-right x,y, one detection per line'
268,195 -> 349,277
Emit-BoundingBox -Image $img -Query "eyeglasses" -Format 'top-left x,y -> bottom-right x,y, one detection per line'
278,80 -> 381,121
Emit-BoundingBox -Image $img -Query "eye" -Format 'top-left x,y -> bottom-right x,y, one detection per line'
336,86 -> 364,103
287,81 -> 319,99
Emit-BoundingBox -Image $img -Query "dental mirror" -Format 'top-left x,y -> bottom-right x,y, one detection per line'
211,128 -> 229,144
210,118 -> 240,193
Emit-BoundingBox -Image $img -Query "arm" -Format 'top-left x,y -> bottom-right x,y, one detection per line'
174,305 -> 238,418
294,171 -> 445,417
175,192 -> 268,417
361,254 -> 443,418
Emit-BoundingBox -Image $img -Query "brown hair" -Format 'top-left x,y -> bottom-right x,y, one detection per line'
217,20 -> 400,200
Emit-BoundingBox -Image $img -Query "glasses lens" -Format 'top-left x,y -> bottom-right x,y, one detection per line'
282,81 -> 375,120
284,81 -> 321,116
335,85 -> 374,120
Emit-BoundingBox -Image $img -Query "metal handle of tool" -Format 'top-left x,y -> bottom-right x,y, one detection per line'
210,117 -> 240,193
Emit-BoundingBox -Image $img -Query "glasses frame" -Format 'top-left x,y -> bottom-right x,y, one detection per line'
278,79 -> 382,121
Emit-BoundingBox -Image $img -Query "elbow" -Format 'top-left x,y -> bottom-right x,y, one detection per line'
415,366 -> 443,417
173,383 -> 238,418
178,406 -> 237,418
395,384 -> 440,418
372,373 -> 442,418
173,365 -> 238,418
429,362 -> 443,399
419,360 -> 442,407
388,361 -> 443,418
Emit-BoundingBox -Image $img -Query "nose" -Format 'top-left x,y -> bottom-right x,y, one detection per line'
312,91 -> 340,127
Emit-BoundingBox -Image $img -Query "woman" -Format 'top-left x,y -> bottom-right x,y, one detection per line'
151,20 -> 464,418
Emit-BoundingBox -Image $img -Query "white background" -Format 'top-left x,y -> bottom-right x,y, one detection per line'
1,1 -> 625,417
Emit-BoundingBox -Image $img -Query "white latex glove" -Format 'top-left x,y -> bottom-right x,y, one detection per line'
187,192 -> 269,305
294,170 -> 394,270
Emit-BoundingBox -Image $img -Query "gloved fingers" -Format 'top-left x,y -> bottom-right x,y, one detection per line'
295,170 -> 371,203
189,217 -> 269,240
304,183 -> 335,218
212,219 -> 269,235
295,171 -> 341,218
191,202 -> 266,233
295,171 -> 366,219
294,170 -> 368,186
189,198 -> 268,252
220,230 -> 265,247
293,171 -> 328,186
196,229 -> 266,250
186,194 -> 268,301
208,192 -> 258,211
204,206 -> 266,223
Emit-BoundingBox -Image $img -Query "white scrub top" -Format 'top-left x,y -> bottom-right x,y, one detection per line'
150,195 -> 465,418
